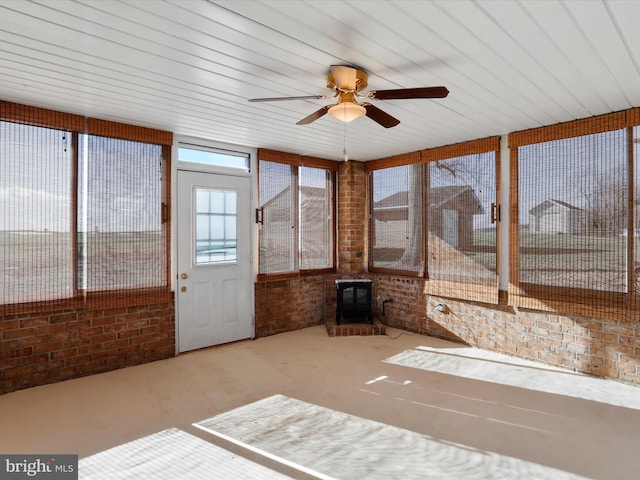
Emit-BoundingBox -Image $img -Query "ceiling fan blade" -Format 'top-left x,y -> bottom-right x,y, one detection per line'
369,86 -> 449,100
363,104 -> 400,128
296,105 -> 331,125
330,65 -> 357,90
249,95 -> 330,102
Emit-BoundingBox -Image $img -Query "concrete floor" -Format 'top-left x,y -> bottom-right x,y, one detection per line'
1,325 -> 639,479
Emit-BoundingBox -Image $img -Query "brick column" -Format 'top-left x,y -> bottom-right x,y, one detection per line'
337,160 -> 367,274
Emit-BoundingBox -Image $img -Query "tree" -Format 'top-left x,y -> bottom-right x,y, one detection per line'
576,173 -> 627,236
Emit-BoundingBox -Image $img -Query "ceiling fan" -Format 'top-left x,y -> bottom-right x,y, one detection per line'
248,65 -> 449,128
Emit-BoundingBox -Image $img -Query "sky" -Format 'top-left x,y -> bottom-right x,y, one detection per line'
1,121 -> 162,233
3,122 -> 639,232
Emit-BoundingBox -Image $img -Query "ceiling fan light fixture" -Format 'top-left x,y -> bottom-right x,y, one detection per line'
251,65 -> 447,128
328,102 -> 366,123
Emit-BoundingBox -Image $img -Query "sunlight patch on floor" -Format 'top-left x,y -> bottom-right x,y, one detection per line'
79,428 -> 293,479
194,394 -> 585,480
384,346 -> 640,410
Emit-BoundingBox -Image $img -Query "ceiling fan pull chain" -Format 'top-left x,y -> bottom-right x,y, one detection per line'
343,119 -> 349,162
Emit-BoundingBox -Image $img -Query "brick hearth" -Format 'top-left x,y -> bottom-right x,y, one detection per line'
325,317 -> 386,337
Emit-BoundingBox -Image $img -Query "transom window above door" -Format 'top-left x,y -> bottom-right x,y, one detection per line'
178,144 -> 249,171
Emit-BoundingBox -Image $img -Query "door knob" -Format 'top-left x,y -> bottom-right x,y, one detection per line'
180,286 -> 187,292
180,273 -> 188,279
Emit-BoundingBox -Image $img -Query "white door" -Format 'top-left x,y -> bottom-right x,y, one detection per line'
176,170 -> 253,352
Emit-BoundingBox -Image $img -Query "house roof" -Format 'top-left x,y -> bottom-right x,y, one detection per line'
375,191 -> 410,210
374,186 -> 484,221
529,199 -> 585,215
376,186 -> 483,209
262,185 -> 326,208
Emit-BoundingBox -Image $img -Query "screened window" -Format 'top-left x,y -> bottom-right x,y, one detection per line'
300,166 -> 333,270
259,161 -> 296,275
78,135 -> 165,291
1,101 -> 171,312
367,139 -> 499,303
427,153 -> 497,289
370,164 -> 423,274
0,121 -> 74,304
509,111 -> 639,316
518,131 -> 628,292
258,151 -> 336,277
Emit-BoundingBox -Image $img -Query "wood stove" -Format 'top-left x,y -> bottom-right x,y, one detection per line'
335,279 -> 373,324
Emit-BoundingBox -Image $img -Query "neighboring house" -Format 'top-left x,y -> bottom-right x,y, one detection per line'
529,199 -> 587,235
373,185 -> 485,249
260,186 -> 329,269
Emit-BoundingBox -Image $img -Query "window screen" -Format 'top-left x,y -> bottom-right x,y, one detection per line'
78,135 -> 165,291
258,151 -> 336,277
509,111 -> 639,317
300,166 -> 333,270
0,121 -> 74,304
426,152 -> 497,300
259,160 -> 297,275
1,101 -> 171,313
518,131 -> 628,293
370,164 -> 423,275
368,139 -> 499,303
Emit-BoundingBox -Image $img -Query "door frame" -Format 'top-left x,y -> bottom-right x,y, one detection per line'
172,136 -> 258,354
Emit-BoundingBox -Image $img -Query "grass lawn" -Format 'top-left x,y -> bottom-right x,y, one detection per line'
518,231 -> 639,292
1,232 -> 164,303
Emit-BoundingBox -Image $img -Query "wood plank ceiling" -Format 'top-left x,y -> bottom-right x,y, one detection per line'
1,0 -> 639,161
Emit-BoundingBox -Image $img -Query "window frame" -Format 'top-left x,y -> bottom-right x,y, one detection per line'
366,139 -> 501,304
257,149 -> 337,280
0,101 -> 172,314
368,160 -> 424,277
509,110 -> 640,317
177,142 -> 250,172
299,165 -> 335,272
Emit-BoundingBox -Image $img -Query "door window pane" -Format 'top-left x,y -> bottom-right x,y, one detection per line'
195,188 -> 237,264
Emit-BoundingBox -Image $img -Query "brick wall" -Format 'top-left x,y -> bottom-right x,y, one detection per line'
337,161 -> 367,274
254,273 -> 378,338
0,302 -> 175,394
255,276 -> 326,337
254,271 -> 640,385
374,274 -> 640,385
